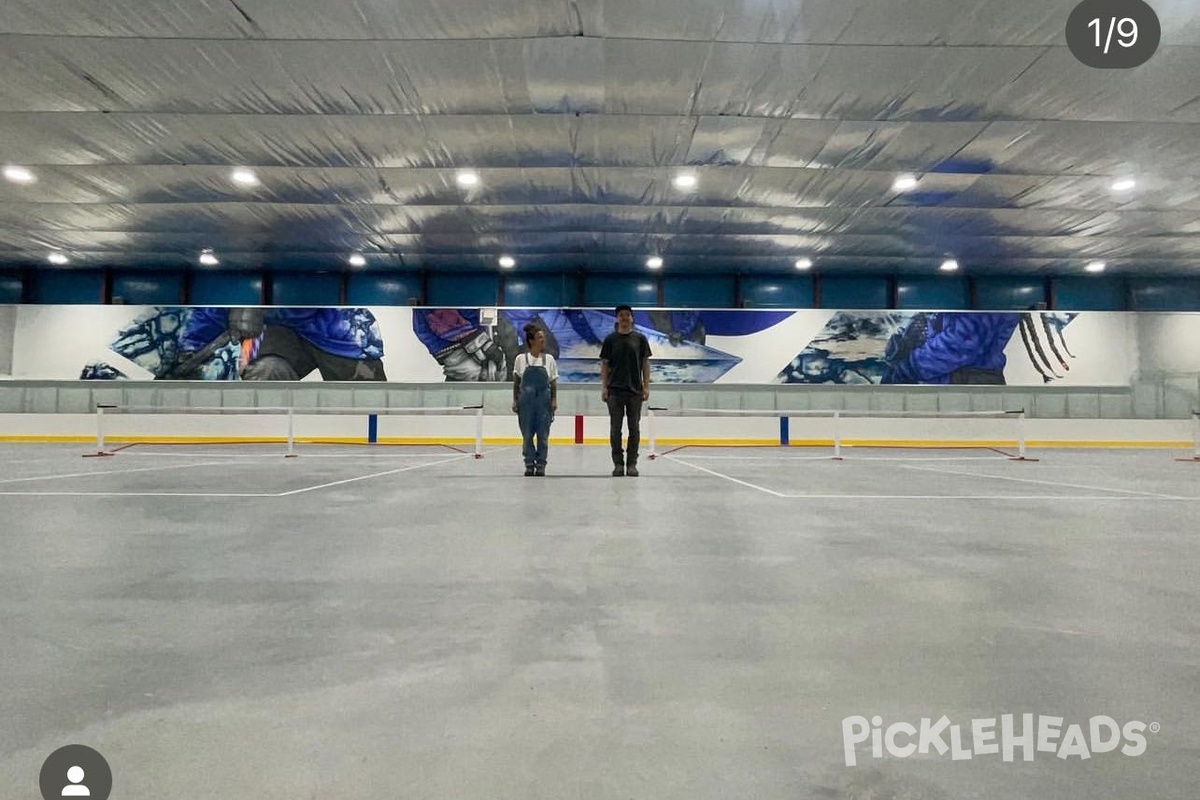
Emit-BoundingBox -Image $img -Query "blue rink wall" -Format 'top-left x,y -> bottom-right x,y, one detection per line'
3,270 -> 1200,312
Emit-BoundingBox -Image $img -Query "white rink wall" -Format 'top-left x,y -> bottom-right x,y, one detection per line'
0,411 -> 1193,448
0,379 -> 1196,447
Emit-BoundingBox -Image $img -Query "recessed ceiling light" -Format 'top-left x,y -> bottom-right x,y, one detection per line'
3,165 -> 35,184
892,174 -> 919,192
1085,260 -> 1106,273
794,257 -> 813,270
348,253 -> 366,267
940,259 -> 959,272
498,255 -> 516,269
456,171 -> 479,187
673,174 -> 697,189
646,256 -> 663,270
230,168 -> 259,186
1110,178 -> 1136,192
47,252 -> 69,265
198,250 -> 219,266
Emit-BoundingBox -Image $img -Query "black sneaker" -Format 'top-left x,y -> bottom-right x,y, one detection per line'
625,463 -> 639,477
612,464 -> 625,477
534,465 -> 545,476
524,465 -> 536,477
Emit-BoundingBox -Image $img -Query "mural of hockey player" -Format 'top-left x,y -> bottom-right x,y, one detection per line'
413,308 -> 510,381
777,311 -> 903,384
413,308 -> 571,382
498,309 -> 560,376
636,310 -> 706,346
169,307 -> 386,380
1012,311 -> 1078,383
79,306 -> 235,380
415,308 -> 788,383
882,312 -> 1022,385
511,308 -> 745,383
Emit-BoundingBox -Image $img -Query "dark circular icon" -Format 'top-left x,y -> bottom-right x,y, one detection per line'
1066,0 -> 1160,69
39,745 -> 112,800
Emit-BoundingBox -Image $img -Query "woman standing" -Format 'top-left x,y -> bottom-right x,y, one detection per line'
512,323 -> 558,476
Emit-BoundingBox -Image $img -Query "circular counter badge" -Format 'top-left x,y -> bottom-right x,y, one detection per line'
1067,0 -> 1161,68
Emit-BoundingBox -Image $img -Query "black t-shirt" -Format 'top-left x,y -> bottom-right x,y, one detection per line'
600,330 -> 653,392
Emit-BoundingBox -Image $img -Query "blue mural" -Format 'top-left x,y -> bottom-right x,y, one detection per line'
82,306 -> 386,380
777,311 -> 1079,385
414,307 -> 747,383
62,304 -> 1083,385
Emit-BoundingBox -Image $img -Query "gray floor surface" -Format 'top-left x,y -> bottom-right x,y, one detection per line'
1,441 -> 1198,799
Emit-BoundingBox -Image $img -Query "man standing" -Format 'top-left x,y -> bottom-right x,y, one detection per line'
600,304 -> 653,476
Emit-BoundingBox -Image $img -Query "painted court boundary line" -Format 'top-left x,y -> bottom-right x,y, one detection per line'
897,462 -> 1188,499
664,455 -> 792,497
0,453 -> 471,498
0,460 -> 232,486
113,450 -> 463,459
275,454 -> 472,496
669,453 -> 1006,462
666,455 -> 1198,501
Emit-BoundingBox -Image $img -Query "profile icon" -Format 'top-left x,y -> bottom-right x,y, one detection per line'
62,765 -> 90,796
39,746 -> 110,800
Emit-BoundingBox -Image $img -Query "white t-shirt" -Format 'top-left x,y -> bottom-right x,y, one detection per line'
514,352 -> 558,382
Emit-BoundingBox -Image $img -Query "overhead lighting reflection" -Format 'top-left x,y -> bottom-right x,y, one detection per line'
231,168 -> 259,186
3,165 -> 35,184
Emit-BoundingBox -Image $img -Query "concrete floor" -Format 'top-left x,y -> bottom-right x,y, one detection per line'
1,441 -> 1198,799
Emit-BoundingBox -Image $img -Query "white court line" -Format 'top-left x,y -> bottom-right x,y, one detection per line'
670,453 -> 1005,462
115,450 -> 463,459
831,455 -> 1009,462
665,456 -> 791,497
898,463 -> 1186,500
0,455 -> 470,498
778,494 -> 1199,501
0,460 -> 230,486
660,454 -> 832,462
0,491 -> 277,497
275,453 -> 472,496
667,456 -> 1198,502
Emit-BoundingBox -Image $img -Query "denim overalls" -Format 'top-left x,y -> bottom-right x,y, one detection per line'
517,354 -> 553,469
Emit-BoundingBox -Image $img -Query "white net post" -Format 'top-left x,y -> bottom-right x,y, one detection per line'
832,411 -> 842,460
285,407 -> 296,458
1016,410 -> 1027,460
87,404 -> 112,457
1193,411 -> 1199,460
647,407 -> 658,459
474,406 -> 484,459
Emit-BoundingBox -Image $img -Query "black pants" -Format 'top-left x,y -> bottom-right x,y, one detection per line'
607,390 -> 644,465
242,326 -> 387,381
949,367 -> 1005,385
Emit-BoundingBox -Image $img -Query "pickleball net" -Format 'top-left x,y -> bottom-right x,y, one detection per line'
644,407 -> 1034,461
85,403 -> 488,458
